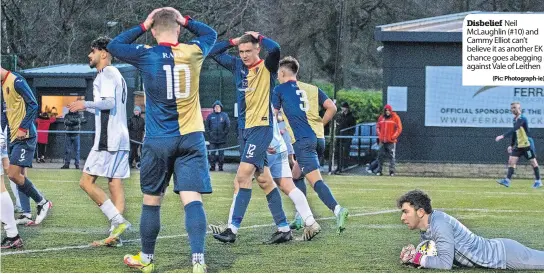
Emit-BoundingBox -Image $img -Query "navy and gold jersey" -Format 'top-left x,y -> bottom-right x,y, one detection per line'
209,37 -> 280,129
503,115 -> 531,148
272,81 -> 328,143
107,18 -> 217,137
1,71 -> 38,142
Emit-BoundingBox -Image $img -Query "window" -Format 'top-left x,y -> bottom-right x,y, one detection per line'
40,95 -> 84,118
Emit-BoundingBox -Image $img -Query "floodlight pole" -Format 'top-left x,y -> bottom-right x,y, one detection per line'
328,0 -> 346,174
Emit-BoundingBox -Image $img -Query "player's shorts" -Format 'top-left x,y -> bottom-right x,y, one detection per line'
316,137 -> 326,158
84,150 -> 130,179
140,132 -> 212,195
511,146 -> 536,160
293,136 -> 320,176
267,150 -> 291,179
501,238 -> 544,269
8,137 -> 36,168
239,126 -> 273,171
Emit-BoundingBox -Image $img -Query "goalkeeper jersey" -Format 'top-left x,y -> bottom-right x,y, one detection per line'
420,210 -> 506,269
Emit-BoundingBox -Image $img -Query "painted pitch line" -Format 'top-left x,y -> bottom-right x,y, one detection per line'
1,209 -> 398,256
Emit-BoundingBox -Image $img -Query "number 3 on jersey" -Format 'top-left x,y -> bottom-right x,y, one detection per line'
296,89 -> 309,111
163,64 -> 191,99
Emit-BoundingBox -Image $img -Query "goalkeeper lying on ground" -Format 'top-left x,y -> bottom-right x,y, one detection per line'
397,189 -> 544,270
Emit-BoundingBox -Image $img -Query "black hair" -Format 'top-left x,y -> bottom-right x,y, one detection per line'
90,36 -> 111,52
397,189 -> 433,214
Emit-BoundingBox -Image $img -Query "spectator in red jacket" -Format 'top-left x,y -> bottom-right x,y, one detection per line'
376,104 -> 402,176
35,112 -> 56,163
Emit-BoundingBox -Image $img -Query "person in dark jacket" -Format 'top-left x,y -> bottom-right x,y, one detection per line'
334,102 -> 356,174
205,100 -> 230,171
61,110 -> 86,169
128,106 -> 145,168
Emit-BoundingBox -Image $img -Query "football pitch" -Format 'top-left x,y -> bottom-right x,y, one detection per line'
1,169 -> 544,273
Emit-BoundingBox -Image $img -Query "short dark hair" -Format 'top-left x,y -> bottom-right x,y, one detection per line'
397,190 -> 433,214
279,56 -> 299,74
152,9 -> 179,32
91,37 -> 111,52
239,34 -> 259,45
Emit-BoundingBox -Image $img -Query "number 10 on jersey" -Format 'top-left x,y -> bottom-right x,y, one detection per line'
163,64 -> 191,99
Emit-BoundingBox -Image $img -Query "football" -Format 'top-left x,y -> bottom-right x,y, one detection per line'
416,240 -> 438,256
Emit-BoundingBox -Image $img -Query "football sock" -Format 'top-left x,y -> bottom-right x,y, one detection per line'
313,180 -> 339,212
9,180 -> 21,207
266,188 -> 289,232
192,253 -> 205,265
140,253 -> 154,264
100,199 -> 125,226
185,201 -> 206,255
506,167 -> 515,180
534,166 -> 540,180
1,191 -> 19,238
287,188 -> 315,226
229,188 -> 251,234
227,194 -> 236,227
16,177 -> 44,204
140,205 -> 160,255
18,190 -> 31,214
293,177 -> 307,196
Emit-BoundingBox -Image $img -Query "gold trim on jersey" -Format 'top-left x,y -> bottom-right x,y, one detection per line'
2,73 -> 28,142
244,61 -> 271,128
173,44 -> 205,135
298,81 -> 325,138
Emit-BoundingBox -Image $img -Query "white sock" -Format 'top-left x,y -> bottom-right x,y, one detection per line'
9,180 -> 21,207
288,188 -> 316,226
278,225 -> 290,232
140,252 -> 153,264
38,198 -> 47,206
227,224 -> 239,234
192,253 -> 205,265
100,199 -> 124,225
1,191 -> 19,238
227,194 -> 236,227
334,205 -> 341,216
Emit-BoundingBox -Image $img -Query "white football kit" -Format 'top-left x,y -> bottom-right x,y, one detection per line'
83,66 -> 130,179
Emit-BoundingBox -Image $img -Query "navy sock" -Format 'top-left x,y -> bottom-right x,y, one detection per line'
507,167 -> 515,180
313,180 -> 338,211
231,188 -> 252,228
265,188 -> 288,228
293,177 -> 307,196
534,166 -> 541,180
19,191 -> 31,214
185,201 -> 207,254
16,178 -> 44,204
140,205 -> 161,255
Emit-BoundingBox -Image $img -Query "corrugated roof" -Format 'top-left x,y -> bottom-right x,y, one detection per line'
375,11 -> 479,42
21,63 -> 134,77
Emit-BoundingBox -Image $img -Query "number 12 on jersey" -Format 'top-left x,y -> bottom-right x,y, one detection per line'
163,64 -> 191,99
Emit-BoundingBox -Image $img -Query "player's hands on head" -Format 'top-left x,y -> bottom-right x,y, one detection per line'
68,101 -> 86,113
400,244 -> 416,264
162,7 -> 186,26
244,31 -> 260,39
143,8 -> 164,30
495,135 -> 504,142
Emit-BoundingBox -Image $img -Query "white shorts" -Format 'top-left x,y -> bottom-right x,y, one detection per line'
84,150 -> 130,179
267,151 -> 292,179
